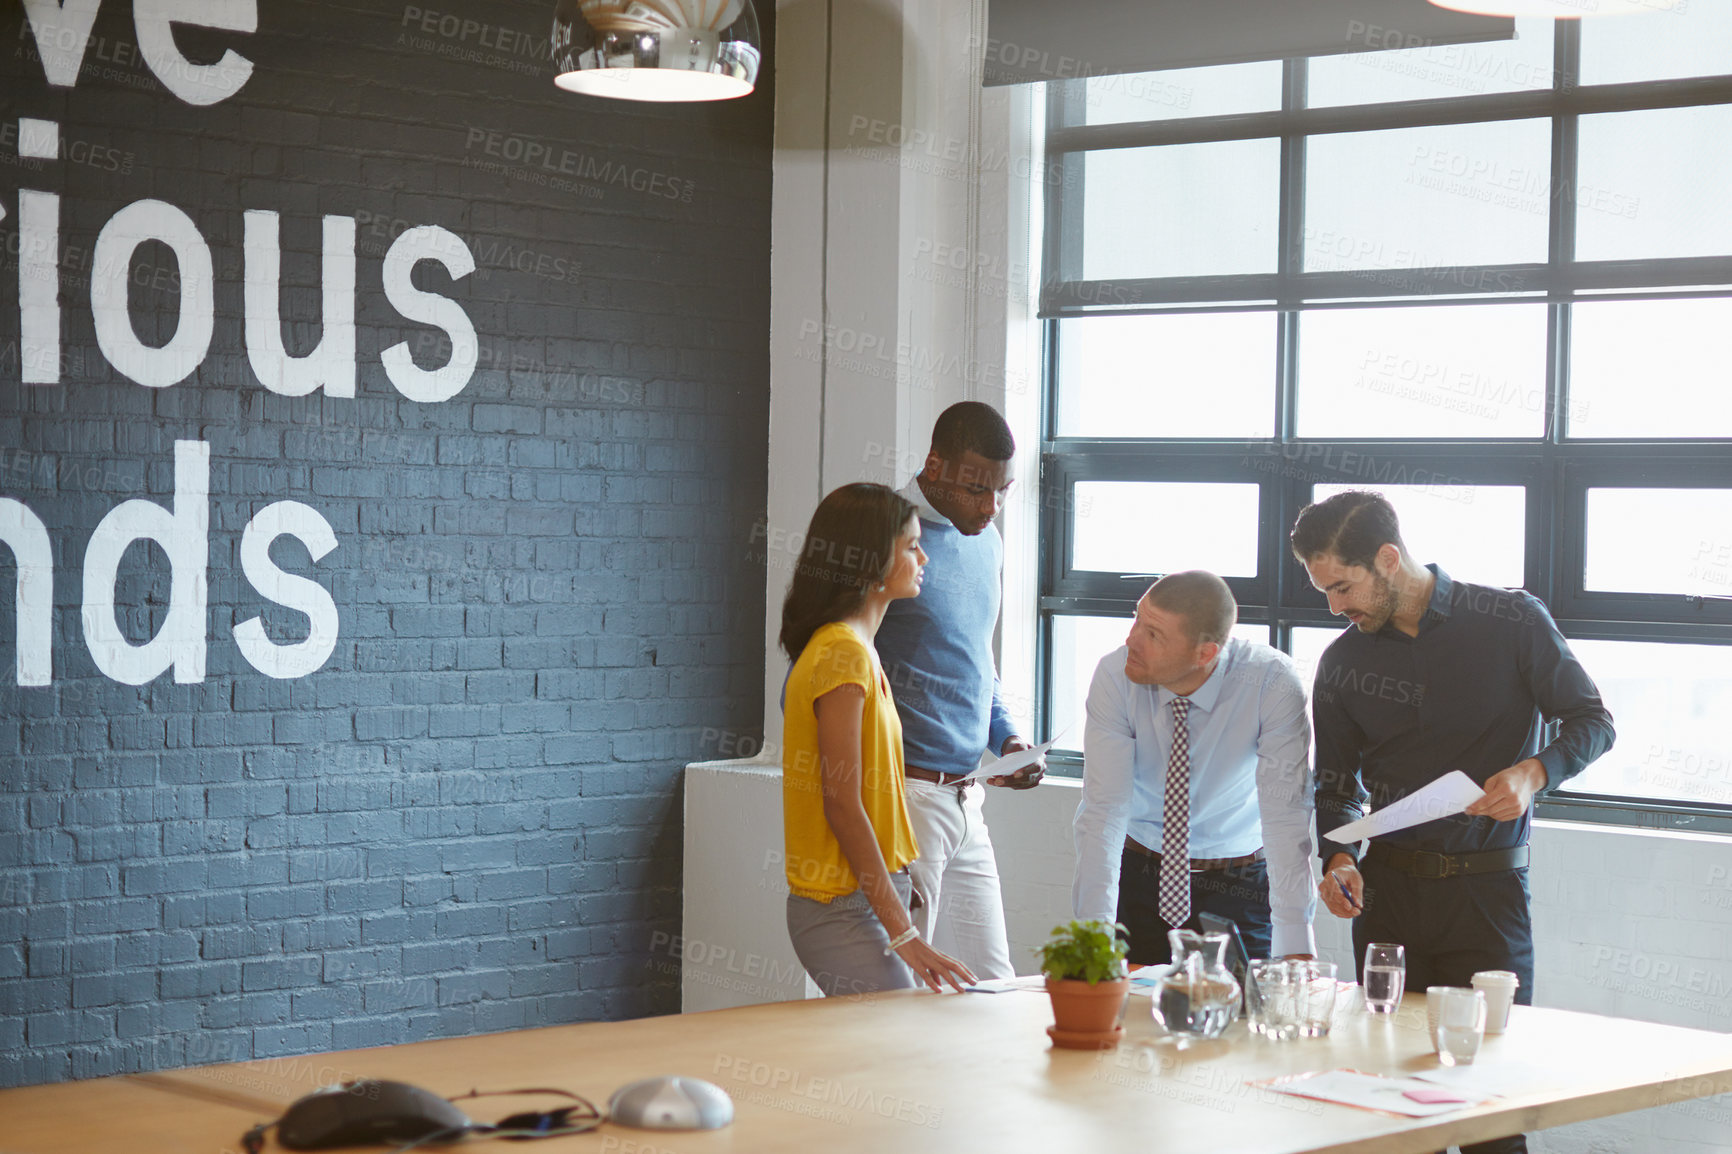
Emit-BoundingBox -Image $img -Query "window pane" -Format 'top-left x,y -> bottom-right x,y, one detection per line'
1308,19 -> 1555,107
1568,299 -> 1732,439
1304,119 -> 1551,274
1083,140 -> 1280,280
1056,314 -> 1276,438
1576,106 -> 1732,263
1071,482 -> 1260,576
1559,639 -> 1732,808
1289,626 -> 1342,702
1051,615 -> 1134,753
1584,489 -> 1732,597
1083,61 -> 1282,125
1312,484 -> 1526,588
1296,304 -> 1548,438
1051,616 -> 1270,753
1580,3 -> 1732,85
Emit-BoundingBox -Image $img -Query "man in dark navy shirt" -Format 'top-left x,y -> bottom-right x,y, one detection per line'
1292,491 -> 1614,1154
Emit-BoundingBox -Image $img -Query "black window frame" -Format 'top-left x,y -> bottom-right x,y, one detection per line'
1034,22 -> 1732,834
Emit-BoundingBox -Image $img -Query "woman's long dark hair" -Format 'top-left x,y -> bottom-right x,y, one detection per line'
778,483 -> 918,659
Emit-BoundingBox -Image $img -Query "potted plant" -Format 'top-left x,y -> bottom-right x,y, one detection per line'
1037,919 -> 1130,1050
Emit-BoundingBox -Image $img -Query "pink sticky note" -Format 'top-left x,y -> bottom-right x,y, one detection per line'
1404,1088 -> 1469,1104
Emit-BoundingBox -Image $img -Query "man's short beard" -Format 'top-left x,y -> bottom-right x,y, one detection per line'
1357,571 -> 1399,631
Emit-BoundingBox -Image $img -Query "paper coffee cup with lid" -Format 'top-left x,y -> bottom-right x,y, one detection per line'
1471,970 -> 1520,1033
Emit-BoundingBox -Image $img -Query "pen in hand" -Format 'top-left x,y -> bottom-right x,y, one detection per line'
1333,872 -> 1360,914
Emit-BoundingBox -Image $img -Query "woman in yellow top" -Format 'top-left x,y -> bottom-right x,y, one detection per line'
781,483 -> 976,996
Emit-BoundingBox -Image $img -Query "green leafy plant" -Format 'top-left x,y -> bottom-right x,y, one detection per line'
1037,919 -> 1129,985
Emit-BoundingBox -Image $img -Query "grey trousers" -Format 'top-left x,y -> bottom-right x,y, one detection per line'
787,872 -> 919,997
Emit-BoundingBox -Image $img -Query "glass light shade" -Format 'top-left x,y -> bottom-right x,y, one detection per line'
1427,0 -> 1681,15
552,0 -> 761,102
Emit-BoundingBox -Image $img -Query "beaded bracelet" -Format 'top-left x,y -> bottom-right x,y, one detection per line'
883,926 -> 919,955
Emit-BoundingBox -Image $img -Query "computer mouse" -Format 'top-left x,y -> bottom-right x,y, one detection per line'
608,1075 -> 734,1131
276,1079 -> 471,1149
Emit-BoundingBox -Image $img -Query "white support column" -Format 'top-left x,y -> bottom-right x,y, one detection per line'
763,0 -> 1037,746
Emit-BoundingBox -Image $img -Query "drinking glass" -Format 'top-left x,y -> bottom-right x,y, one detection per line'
1433,987 -> 1487,1066
1295,960 -> 1339,1038
1362,942 -> 1406,1015
1248,960 -> 1296,1039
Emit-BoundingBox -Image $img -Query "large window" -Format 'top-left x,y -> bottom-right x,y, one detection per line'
1036,12 -> 1732,828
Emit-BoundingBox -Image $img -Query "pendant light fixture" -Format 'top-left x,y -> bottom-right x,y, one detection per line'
1426,0 -> 1681,16
552,0 -> 761,102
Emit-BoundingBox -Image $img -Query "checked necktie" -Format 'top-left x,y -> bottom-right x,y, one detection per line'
1158,697 -> 1192,929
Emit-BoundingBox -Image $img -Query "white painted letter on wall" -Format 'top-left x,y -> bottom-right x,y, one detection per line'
234,501 -> 340,679
381,225 -> 478,403
0,499 -> 54,686
19,190 -> 61,385
82,440 -> 209,685
21,0 -> 103,87
91,200 -> 215,389
244,211 -> 358,397
134,0 -> 257,106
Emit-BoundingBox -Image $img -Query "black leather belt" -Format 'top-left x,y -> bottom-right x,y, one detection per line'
1125,837 -> 1264,873
1368,843 -> 1530,879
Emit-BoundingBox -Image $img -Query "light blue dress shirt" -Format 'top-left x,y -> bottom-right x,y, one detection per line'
1072,637 -> 1319,957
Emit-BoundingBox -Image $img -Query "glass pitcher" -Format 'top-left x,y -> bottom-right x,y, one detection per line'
1151,929 -> 1242,1041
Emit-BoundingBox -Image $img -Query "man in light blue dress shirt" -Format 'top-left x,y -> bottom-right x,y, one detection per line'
1073,571 -> 1318,963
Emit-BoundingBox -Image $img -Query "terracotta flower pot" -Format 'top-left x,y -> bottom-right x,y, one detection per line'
1044,975 -> 1129,1049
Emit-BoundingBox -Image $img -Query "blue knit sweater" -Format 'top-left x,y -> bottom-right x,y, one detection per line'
874,486 -> 1017,775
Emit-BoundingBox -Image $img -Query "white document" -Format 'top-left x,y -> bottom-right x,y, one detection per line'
1414,1062 -> 1560,1100
1322,771 -> 1485,844
965,975 -> 1048,994
960,736 -> 1061,782
1262,1070 -> 1493,1117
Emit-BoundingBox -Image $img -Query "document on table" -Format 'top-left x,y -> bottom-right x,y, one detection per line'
1322,771 -> 1485,843
960,736 -> 1062,782
1261,1069 -> 1495,1117
965,975 -> 1048,994
1414,1061 -> 1562,1099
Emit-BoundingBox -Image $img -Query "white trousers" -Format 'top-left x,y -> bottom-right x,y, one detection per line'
903,778 -> 1015,980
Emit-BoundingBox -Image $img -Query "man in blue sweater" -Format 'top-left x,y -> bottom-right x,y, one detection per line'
875,402 -> 1039,982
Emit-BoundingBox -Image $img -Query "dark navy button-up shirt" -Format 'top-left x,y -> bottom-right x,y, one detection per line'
1313,565 -> 1615,864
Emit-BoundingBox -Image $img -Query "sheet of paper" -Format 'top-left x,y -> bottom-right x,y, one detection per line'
965,975 -> 1048,994
1322,770 -> 1485,843
1413,1061 -> 1561,1100
1260,1070 -> 1493,1117
961,736 -> 1060,782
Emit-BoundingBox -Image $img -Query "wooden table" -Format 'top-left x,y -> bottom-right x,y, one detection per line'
5,990 -> 1731,1153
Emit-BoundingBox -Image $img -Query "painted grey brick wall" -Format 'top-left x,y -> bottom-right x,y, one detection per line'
0,0 -> 770,1086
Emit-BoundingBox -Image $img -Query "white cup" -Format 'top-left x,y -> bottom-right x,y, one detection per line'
1472,970 -> 1520,1034
1425,985 -> 1452,1038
